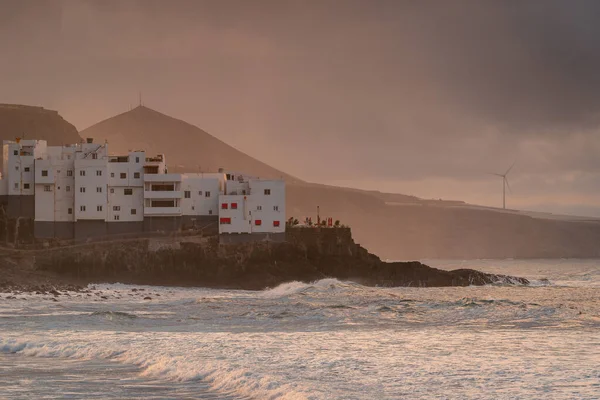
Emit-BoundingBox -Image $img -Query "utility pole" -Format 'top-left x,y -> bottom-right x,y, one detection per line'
317,205 -> 320,226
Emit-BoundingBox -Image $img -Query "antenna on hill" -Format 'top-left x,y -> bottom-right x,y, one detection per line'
138,92 -> 142,107
489,162 -> 515,209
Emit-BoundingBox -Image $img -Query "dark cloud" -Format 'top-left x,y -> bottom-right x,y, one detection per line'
1,0 -> 599,214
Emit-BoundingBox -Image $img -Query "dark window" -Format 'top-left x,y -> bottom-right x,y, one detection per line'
114,215 -> 120,221
80,187 -> 85,193
23,183 -> 30,189
113,206 -> 120,211
151,200 -> 175,207
67,170 -> 73,176
96,187 -> 102,193
24,167 -> 30,172
205,191 -> 211,198
44,185 -> 51,192
136,157 -> 140,163
273,205 -> 279,211
124,188 -> 133,195
208,209 -> 213,215
120,173 -> 126,179
257,205 -> 262,211
111,173 -> 115,177
80,170 -> 85,176
96,170 -> 102,176
264,189 -> 271,195
41,170 -> 48,177
80,205 -> 86,211
134,172 -> 140,179
68,208 -> 72,215
66,186 -> 70,192
131,208 -> 137,215
13,150 -> 18,156
184,191 -> 191,198
97,205 -> 103,211
92,153 -> 98,160
110,188 -> 114,193
151,184 -> 175,191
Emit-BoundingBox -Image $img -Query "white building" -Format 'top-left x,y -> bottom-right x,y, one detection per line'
0,137 -> 286,241
219,176 -> 285,238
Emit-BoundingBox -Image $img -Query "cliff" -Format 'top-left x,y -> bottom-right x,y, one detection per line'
0,228 -> 528,291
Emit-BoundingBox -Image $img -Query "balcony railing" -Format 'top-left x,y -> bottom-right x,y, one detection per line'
144,190 -> 182,199
144,206 -> 182,216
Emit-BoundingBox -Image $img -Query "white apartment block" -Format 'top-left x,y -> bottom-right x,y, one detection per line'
0,137 -> 286,241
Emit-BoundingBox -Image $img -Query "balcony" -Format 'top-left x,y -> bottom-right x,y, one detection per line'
144,190 -> 182,199
143,173 -> 181,182
144,206 -> 182,216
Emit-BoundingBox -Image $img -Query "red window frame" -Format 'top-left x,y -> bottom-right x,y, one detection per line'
231,202 -> 238,209
219,217 -> 231,224
221,203 -> 228,209
273,220 -> 280,227
255,219 -> 262,226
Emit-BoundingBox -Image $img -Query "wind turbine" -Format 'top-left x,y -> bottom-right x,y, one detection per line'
490,162 -> 515,209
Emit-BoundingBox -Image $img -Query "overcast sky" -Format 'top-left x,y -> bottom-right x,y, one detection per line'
2,0 -> 600,215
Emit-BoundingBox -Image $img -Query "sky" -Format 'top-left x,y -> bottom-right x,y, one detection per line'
2,0 -> 600,216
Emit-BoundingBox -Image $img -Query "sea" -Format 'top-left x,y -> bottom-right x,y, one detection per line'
1,259 -> 599,399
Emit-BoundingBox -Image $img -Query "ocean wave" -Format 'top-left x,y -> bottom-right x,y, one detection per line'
0,337 -> 309,400
261,278 -> 366,298
90,311 -> 138,320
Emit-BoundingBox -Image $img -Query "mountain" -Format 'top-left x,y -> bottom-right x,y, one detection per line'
0,104 -> 81,145
80,106 -> 300,181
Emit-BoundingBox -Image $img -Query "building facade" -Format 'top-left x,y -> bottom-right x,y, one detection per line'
0,137 -> 285,242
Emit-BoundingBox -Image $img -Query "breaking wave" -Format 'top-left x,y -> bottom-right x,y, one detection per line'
261,278 -> 367,298
0,338 -> 309,400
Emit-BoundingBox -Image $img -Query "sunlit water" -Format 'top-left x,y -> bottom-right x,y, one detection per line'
1,259 -> 599,399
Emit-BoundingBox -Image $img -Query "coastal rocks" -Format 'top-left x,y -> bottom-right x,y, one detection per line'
27,228 -> 529,290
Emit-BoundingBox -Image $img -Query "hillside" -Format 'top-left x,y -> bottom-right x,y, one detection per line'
0,104 -> 81,147
80,106 -> 299,182
77,105 -> 600,260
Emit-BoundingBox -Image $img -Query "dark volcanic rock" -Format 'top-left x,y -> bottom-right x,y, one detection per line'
31,228 -> 528,290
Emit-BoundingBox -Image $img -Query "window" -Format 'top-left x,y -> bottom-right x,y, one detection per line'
80,170 -> 85,176
15,166 -> 19,171
68,208 -> 72,215
255,219 -> 262,226
80,187 -> 86,193
96,170 -> 102,176
97,205 -> 103,212
92,153 -> 98,160
120,173 -> 126,179
44,185 -> 51,192
134,172 -> 140,179
114,215 -> 120,221
66,186 -> 71,192
231,203 -> 238,209
184,191 -> 191,198
209,209 -> 213,215
110,188 -> 114,193
198,190 -> 203,196
23,183 -> 30,189
220,217 -> 231,224
113,206 -> 120,211
257,205 -> 262,211
96,187 -> 102,193
274,206 -> 279,211
67,170 -> 73,177
24,167 -> 30,172
111,173 -> 115,178
221,203 -> 228,209
273,221 -> 280,227
264,189 -> 271,195
80,205 -> 86,212
131,208 -> 137,215
124,188 -> 133,195
136,157 -> 140,163
13,150 -> 18,156
14,183 -> 18,189
191,206 -> 195,211
41,170 -> 48,176
205,191 -> 211,198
